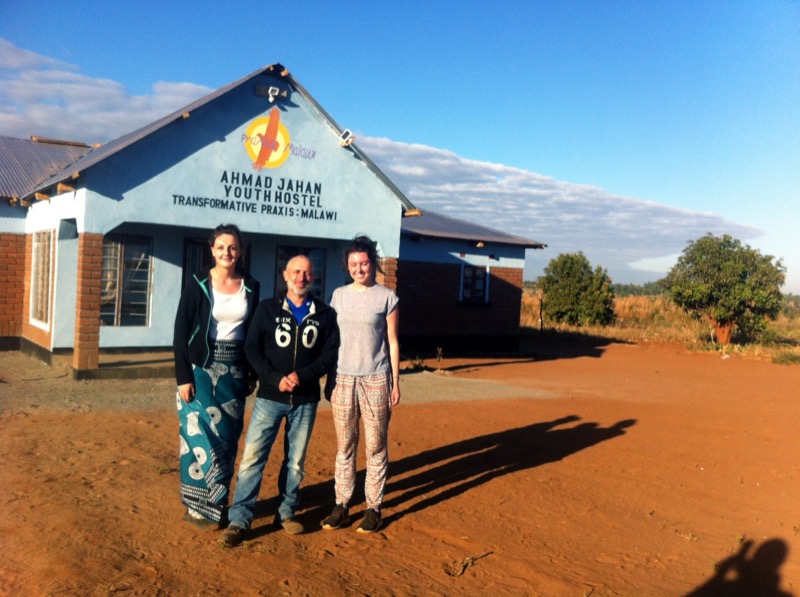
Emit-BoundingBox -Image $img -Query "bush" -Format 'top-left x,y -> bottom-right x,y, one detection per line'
538,252 -> 615,326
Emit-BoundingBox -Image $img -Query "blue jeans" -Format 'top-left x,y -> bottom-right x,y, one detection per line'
227,398 -> 318,528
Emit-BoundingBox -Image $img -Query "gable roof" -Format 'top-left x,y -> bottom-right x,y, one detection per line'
0,136 -> 92,203
401,209 -> 546,249
16,63 -> 417,214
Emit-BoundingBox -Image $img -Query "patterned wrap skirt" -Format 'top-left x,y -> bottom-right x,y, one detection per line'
177,340 -> 248,522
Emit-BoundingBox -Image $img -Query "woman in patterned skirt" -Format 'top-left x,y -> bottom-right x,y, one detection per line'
173,224 -> 260,528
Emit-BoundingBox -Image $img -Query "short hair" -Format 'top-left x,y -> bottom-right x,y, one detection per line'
285,254 -> 314,275
342,235 -> 383,274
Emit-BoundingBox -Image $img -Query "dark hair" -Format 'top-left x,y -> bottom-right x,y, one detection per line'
342,234 -> 383,274
208,224 -> 247,274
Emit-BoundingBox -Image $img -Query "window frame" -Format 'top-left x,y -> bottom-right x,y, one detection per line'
100,234 -> 154,327
30,229 -> 54,328
459,264 -> 490,305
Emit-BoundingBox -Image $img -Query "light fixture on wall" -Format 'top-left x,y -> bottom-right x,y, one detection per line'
256,85 -> 289,102
339,129 -> 355,147
268,86 -> 288,102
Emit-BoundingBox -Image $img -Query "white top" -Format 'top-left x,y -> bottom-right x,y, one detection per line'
331,283 -> 399,376
211,281 -> 248,341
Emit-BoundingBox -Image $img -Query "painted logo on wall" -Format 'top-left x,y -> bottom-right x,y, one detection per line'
243,107 -> 291,170
171,104 -> 337,222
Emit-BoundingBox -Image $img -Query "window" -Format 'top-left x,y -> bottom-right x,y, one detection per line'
275,246 -> 326,298
101,234 -> 153,326
460,265 -> 489,304
31,230 -> 54,325
182,239 -> 212,290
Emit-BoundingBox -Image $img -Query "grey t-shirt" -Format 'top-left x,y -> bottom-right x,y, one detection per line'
330,283 -> 399,376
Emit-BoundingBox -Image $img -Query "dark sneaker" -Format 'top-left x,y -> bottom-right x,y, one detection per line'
321,504 -> 350,530
183,510 -> 218,530
219,524 -> 246,547
275,515 -> 304,535
357,508 -> 382,534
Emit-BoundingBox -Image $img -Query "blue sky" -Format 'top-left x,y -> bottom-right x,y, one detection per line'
2,1 -> 798,291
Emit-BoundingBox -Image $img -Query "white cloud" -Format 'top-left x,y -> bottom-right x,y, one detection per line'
0,39 -> 211,143
359,136 -> 762,283
0,38 -> 766,286
0,39 -> 75,71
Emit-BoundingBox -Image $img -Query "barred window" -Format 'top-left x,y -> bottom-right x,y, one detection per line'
460,265 -> 489,304
31,230 -> 54,325
101,234 -> 153,326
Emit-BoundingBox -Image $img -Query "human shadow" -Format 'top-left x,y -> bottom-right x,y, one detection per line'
381,415 -> 636,525
247,415 -> 635,534
685,538 -> 792,596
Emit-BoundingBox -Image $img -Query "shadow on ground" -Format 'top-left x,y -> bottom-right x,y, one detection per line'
249,414 -> 636,535
685,538 -> 791,597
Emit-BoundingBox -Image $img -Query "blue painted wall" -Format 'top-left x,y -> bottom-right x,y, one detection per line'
23,71 -> 408,350
0,202 -> 26,232
400,235 -> 527,269
80,74 -> 404,255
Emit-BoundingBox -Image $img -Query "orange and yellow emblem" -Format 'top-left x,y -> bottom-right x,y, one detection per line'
243,107 -> 291,170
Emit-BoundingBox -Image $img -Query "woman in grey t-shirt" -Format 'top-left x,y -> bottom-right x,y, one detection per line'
321,235 -> 400,534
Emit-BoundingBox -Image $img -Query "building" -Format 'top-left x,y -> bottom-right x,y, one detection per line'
0,63 -> 544,376
400,210 -> 544,353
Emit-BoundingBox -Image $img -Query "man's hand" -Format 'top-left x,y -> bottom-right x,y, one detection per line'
279,372 -> 300,393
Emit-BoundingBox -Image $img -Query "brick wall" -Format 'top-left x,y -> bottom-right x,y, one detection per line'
377,257 -> 398,291
396,261 -> 524,350
0,233 -> 25,339
73,233 -> 103,370
488,266 -> 524,328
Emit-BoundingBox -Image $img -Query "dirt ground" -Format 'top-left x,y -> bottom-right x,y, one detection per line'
2,337 -> 799,597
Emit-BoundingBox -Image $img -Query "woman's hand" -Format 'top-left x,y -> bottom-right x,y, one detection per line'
178,383 -> 195,403
391,382 -> 401,406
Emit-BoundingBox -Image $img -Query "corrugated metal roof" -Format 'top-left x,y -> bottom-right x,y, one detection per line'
401,209 -> 546,249
23,63 -> 418,213
0,136 -> 91,201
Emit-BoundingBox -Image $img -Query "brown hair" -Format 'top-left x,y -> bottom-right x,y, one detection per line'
342,234 -> 383,274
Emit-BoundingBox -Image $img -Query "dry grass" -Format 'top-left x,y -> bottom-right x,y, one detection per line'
521,291 -> 800,364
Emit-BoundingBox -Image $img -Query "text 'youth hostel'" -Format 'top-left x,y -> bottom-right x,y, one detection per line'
0,63 -> 546,378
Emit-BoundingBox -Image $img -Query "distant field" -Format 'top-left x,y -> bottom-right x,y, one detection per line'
520,291 -> 800,364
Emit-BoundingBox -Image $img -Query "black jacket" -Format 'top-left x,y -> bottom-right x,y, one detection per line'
173,269 -> 261,386
244,295 -> 339,405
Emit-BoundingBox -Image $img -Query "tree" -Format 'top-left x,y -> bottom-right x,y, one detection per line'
538,252 -> 615,326
612,281 -> 666,297
662,234 -> 785,344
